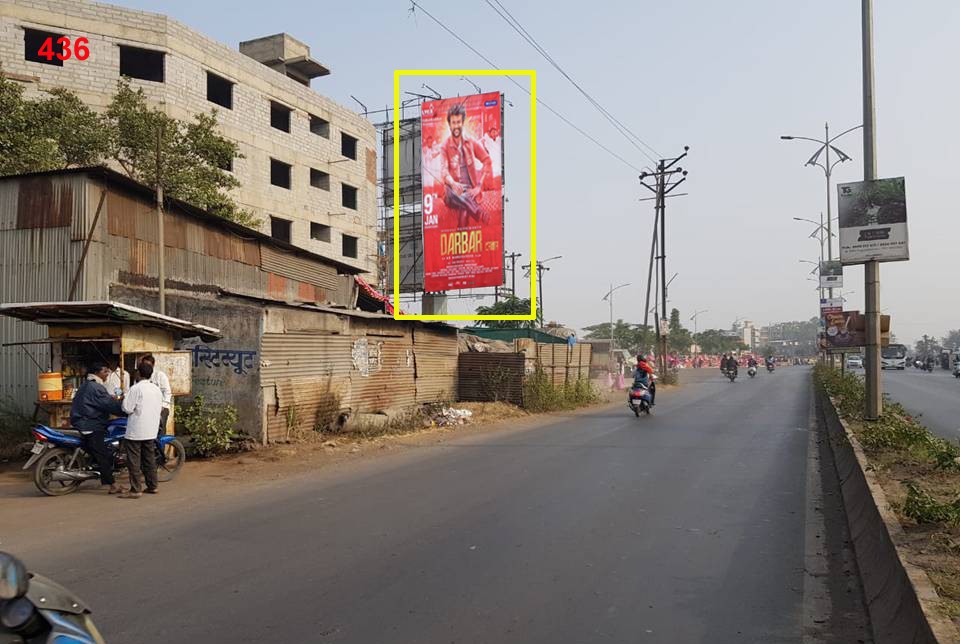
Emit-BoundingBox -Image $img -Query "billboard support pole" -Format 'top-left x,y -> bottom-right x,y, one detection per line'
862,0 -> 882,420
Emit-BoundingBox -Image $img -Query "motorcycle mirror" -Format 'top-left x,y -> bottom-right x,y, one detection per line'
0,552 -> 29,600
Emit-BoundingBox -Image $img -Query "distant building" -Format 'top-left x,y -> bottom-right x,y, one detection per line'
0,0 -> 378,274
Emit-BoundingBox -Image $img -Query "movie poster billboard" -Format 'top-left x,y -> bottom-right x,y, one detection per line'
420,92 -> 504,292
837,177 -> 909,265
819,260 -> 843,289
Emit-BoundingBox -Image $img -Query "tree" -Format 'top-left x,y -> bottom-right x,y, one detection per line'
583,320 -> 653,354
915,335 -> 942,358
0,71 -> 84,174
943,330 -> 960,351
474,297 -> 536,329
692,329 -> 742,355
105,80 -> 255,226
0,70 -> 253,227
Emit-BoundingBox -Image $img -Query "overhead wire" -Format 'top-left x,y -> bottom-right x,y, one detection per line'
485,0 -> 661,164
409,1 -> 645,173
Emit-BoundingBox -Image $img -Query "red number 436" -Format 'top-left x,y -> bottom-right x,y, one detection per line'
38,36 -> 90,61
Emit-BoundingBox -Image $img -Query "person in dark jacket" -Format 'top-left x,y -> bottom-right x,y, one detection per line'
70,362 -> 125,493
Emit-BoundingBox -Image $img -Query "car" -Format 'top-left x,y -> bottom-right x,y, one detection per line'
846,355 -> 864,369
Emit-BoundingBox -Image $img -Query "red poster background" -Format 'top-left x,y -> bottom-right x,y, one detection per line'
421,92 -> 503,292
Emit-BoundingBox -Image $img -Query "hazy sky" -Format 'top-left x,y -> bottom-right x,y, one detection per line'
113,0 -> 959,345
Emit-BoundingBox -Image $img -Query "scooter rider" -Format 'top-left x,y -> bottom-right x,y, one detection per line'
632,355 -> 656,406
765,355 -> 775,369
747,356 -> 758,369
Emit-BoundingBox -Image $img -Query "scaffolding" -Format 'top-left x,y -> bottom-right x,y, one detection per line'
368,95 -> 508,314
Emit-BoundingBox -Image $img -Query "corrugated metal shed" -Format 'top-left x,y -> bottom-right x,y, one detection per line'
462,327 -> 568,345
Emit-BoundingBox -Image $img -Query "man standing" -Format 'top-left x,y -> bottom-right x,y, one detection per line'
119,362 -> 163,498
139,354 -> 172,436
70,362 -> 125,494
104,359 -> 129,398
440,103 -> 492,228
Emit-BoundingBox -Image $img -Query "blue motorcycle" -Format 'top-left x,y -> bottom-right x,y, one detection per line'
23,418 -> 185,496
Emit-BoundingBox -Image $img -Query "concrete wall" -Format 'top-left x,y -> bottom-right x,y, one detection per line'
0,0 -> 378,274
111,286 -> 264,438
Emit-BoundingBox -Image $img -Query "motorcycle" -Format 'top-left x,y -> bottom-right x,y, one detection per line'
747,365 -> 757,378
23,418 -> 185,496
723,368 -> 737,382
766,363 -> 775,373
628,380 -> 654,417
0,551 -> 104,643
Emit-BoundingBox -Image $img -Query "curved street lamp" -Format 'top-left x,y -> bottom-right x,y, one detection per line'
602,282 -> 631,363
781,123 -> 863,298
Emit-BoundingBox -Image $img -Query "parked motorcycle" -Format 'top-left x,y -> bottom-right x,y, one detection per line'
628,382 -> 653,417
0,551 -> 104,643
747,366 -> 757,378
23,418 -> 185,496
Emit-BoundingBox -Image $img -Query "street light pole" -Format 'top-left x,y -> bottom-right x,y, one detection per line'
690,309 -> 707,366
862,0 -> 882,420
602,282 -> 631,371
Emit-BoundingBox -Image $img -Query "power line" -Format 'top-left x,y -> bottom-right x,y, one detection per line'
408,1 -> 645,174
485,0 -> 660,165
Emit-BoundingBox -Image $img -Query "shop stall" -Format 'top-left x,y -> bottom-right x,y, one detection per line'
0,301 -> 220,430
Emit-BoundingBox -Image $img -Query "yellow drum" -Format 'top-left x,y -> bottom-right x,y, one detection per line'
38,372 -> 63,401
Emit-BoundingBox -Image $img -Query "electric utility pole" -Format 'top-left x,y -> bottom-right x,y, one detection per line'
639,147 -> 689,376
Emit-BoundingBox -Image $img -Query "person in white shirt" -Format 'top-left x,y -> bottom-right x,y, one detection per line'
119,362 -> 163,498
140,354 -> 172,435
104,360 -> 130,398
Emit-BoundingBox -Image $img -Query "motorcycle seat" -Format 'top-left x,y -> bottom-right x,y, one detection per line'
59,429 -> 83,437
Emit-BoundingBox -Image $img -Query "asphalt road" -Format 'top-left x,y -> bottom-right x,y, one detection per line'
858,366 -> 959,440
2,367 -> 870,643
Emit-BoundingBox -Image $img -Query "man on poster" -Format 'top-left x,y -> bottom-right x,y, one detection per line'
440,103 -> 492,229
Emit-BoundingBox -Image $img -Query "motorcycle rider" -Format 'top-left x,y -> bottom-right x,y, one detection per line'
70,362 -> 125,494
765,355 -> 775,370
747,356 -> 758,369
632,355 -> 656,406
724,354 -> 739,376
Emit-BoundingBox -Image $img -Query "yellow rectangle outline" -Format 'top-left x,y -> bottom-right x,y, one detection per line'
392,69 -> 537,321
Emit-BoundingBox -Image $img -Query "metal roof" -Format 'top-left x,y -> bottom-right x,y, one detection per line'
0,301 -> 222,342
0,166 -> 364,275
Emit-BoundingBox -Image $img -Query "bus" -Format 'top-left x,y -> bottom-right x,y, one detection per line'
881,343 -> 908,370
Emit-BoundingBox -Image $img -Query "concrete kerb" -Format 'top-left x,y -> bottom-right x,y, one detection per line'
816,384 -> 960,644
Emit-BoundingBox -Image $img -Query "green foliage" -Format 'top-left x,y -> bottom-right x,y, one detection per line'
903,482 -> 960,526
0,70 -> 253,227
475,297 -> 536,329
177,394 -> 240,457
943,330 -> 960,352
692,329 -> 742,355
0,396 -> 32,459
105,80 -> 256,227
815,365 -> 960,469
583,320 -> 653,354
0,71 -> 84,173
522,369 -> 599,413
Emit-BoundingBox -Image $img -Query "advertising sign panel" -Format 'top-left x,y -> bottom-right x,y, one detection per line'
421,92 -> 504,292
819,260 -> 843,289
837,177 -> 909,265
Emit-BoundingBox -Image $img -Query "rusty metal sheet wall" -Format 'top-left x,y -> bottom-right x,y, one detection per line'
0,176 -> 110,406
260,320 -> 421,443
413,325 -> 458,402
260,244 -> 339,290
458,353 -> 525,405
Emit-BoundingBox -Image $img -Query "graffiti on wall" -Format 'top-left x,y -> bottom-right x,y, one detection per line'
352,338 -> 383,377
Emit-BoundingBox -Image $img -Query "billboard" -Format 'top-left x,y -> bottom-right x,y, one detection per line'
421,92 -> 504,292
819,260 -> 843,289
837,177 -> 909,265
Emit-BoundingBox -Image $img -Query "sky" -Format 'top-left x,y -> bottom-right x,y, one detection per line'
113,0 -> 960,346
